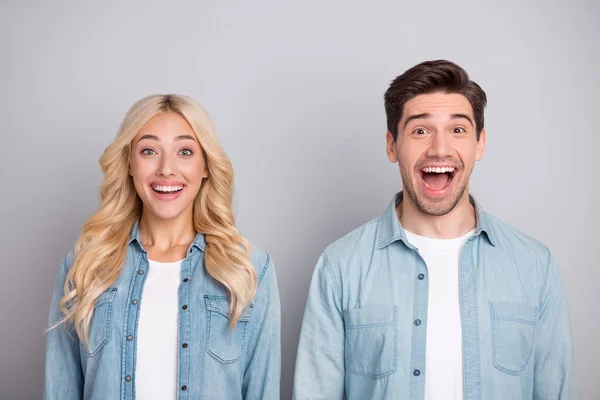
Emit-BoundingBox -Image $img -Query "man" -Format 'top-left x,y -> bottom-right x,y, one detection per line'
292,60 -> 577,399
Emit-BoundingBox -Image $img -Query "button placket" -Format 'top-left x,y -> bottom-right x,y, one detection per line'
122,250 -> 150,399
178,257 -> 193,399
410,254 -> 428,394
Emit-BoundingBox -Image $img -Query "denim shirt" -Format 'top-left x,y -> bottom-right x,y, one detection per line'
44,223 -> 281,400
293,192 -> 577,400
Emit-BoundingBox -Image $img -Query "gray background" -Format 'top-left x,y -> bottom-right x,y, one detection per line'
1,1 -> 598,399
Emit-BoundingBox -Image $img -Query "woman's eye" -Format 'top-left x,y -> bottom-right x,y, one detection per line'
179,149 -> 193,156
141,149 -> 156,155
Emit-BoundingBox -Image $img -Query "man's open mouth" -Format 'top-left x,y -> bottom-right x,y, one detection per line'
420,166 -> 457,191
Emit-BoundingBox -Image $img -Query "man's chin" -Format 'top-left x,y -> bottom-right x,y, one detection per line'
415,193 -> 461,217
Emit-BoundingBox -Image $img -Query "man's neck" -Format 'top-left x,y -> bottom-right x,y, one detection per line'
397,192 -> 477,239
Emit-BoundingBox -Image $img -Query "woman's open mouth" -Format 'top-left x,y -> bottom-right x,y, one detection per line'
150,184 -> 185,200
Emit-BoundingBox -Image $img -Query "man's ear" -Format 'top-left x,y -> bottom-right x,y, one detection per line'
386,131 -> 398,163
475,129 -> 486,161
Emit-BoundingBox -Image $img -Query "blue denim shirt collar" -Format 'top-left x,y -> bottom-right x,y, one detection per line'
127,220 -> 207,252
376,191 -> 497,250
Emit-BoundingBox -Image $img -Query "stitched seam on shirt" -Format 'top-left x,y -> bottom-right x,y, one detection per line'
376,214 -> 386,248
59,252 -> 81,348
321,251 -> 342,299
346,322 -> 394,329
85,288 -> 117,357
257,253 -> 271,288
493,316 -> 536,325
242,253 -> 271,372
489,301 -> 533,375
328,216 -> 379,249
61,253 -> 71,276
538,246 -> 552,310
129,250 -> 144,400
205,311 -> 245,363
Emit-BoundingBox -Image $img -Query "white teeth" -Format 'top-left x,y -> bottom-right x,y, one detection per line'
422,167 -> 455,174
152,184 -> 184,193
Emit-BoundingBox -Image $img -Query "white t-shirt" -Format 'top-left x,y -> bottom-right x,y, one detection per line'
404,229 -> 474,400
135,259 -> 182,400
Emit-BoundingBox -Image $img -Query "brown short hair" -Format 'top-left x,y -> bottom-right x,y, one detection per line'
384,60 -> 487,140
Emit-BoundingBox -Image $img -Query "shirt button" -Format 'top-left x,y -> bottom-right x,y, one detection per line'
181,386 -> 187,391
182,305 -> 188,310
414,319 -> 421,326
125,376 -> 132,382
127,335 -> 133,341
418,273 -> 425,280
183,278 -> 189,282
138,270 -> 145,275
182,343 -> 188,348
413,369 -> 421,376
132,299 -> 138,305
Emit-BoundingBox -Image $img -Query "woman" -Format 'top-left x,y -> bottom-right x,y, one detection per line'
44,94 -> 280,400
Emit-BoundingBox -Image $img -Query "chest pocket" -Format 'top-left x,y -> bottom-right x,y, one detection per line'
204,295 -> 252,363
83,287 -> 118,357
489,301 -> 538,375
344,305 -> 398,379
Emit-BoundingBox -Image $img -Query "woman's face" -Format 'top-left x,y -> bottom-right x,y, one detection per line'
129,112 -> 208,222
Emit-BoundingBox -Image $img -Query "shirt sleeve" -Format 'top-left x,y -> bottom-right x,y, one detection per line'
533,248 -> 578,399
293,252 -> 345,400
242,254 -> 281,399
43,252 -> 84,400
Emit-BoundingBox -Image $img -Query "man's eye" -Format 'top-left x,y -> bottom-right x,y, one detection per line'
414,128 -> 427,135
179,149 -> 193,156
453,127 -> 466,134
141,149 -> 156,155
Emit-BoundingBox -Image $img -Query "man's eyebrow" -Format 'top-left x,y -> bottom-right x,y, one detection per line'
403,113 -> 430,129
402,113 -> 475,129
450,113 -> 474,126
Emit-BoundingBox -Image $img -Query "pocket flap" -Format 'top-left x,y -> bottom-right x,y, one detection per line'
204,295 -> 252,322
344,305 -> 397,328
489,301 -> 537,325
94,288 -> 118,308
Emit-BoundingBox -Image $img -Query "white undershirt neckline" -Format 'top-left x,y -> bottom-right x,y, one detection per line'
404,229 -> 475,248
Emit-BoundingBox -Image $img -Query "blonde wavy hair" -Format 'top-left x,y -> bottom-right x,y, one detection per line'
59,94 -> 257,344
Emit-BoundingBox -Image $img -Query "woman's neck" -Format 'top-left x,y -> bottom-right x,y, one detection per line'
138,213 -> 196,254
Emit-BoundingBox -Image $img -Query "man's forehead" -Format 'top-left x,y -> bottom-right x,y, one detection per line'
403,93 -> 474,118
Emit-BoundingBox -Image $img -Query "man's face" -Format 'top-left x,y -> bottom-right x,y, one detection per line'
386,92 -> 486,216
